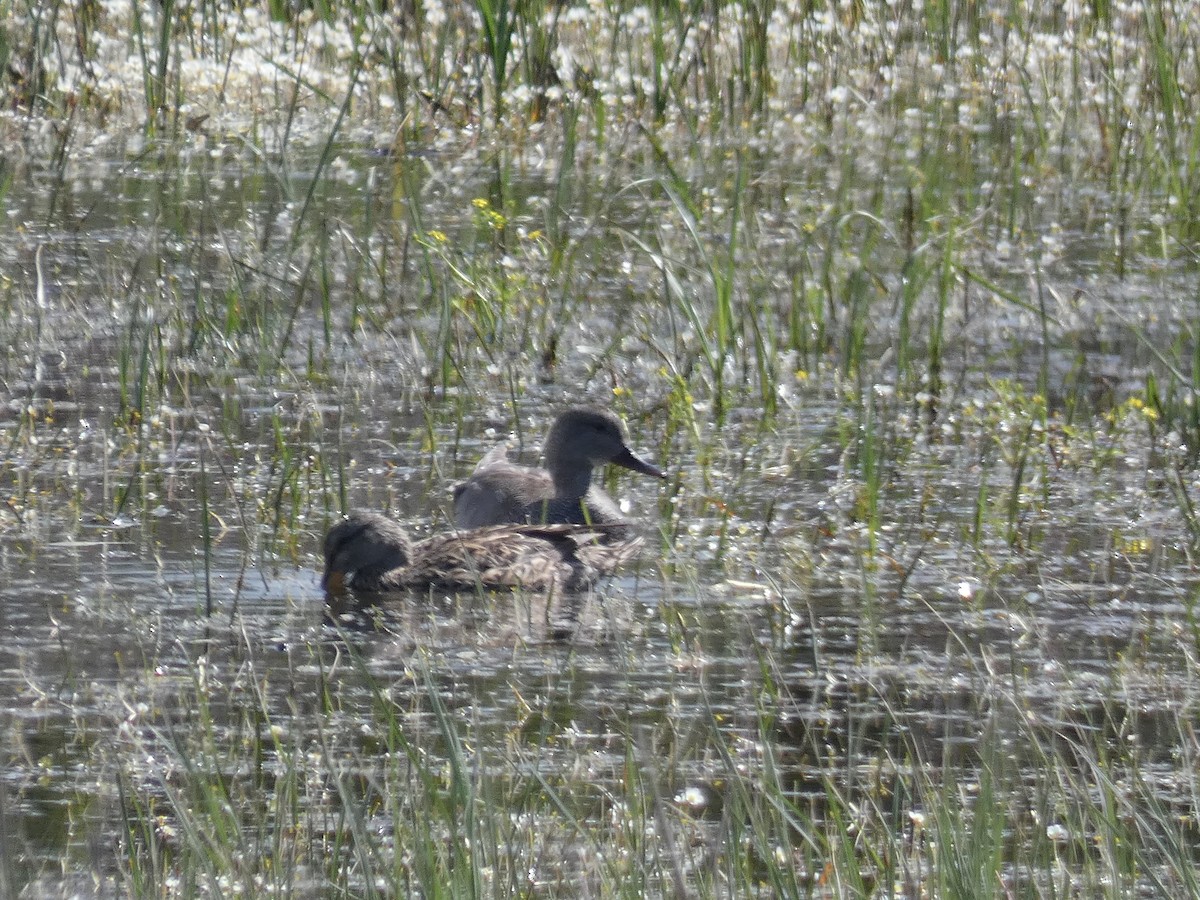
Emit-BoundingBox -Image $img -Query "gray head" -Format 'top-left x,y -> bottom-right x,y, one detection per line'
543,407 -> 665,494
322,513 -> 413,589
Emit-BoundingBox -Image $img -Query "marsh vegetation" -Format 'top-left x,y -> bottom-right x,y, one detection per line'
3,0 -> 1200,896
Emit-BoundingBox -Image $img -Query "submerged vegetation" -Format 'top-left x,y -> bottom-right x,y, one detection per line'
2,0 -> 1200,896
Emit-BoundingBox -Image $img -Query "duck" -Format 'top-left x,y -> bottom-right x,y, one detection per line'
453,407 -> 665,528
322,511 -> 643,595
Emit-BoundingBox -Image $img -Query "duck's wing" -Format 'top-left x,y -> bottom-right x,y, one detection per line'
452,475 -> 517,528
452,442 -> 513,527
453,465 -> 556,528
506,523 -> 644,585
402,525 -> 578,592
574,532 -> 644,576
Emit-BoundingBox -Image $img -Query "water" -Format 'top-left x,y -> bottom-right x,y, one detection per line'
3,125 -> 1200,894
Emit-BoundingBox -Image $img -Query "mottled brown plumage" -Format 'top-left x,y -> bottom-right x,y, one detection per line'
322,511 -> 643,595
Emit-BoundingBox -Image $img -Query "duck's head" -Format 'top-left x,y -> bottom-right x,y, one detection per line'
322,513 -> 414,592
544,407 -> 665,483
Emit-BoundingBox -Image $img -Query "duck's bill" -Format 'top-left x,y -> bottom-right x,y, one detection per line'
613,447 -> 666,479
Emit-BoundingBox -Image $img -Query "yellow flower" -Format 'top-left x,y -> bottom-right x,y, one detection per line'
427,229 -> 448,243
1122,537 -> 1152,554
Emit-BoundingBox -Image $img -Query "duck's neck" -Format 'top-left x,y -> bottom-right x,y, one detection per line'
549,461 -> 594,499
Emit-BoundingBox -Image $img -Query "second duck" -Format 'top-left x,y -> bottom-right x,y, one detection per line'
322,511 -> 643,595
453,406 -> 664,528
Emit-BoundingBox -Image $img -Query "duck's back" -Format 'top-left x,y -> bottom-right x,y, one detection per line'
396,525 -> 575,591
400,524 -> 639,592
